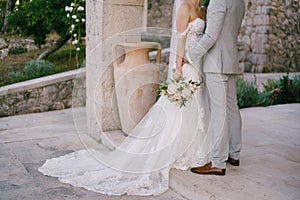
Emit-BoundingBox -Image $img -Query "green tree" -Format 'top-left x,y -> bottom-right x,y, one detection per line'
1,0 -> 17,33
8,0 -> 85,60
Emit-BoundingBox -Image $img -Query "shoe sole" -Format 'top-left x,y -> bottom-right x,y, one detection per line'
226,161 -> 239,166
226,159 -> 240,166
190,169 -> 226,176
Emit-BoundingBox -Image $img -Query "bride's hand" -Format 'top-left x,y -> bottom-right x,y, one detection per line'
173,69 -> 182,80
174,56 -> 184,79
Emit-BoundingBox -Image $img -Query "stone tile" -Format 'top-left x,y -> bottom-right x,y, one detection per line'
0,105 -> 299,200
20,163 -> 186,200
5,136 -> 107,165
170,104 -> 300,200
0,110 -> 186,200
0,184 -> 50,200
0,145 -> 50,200
170,168 -> 288,200
239,153 -> 300,199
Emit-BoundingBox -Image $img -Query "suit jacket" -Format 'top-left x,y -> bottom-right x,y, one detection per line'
188,0 -> 245,74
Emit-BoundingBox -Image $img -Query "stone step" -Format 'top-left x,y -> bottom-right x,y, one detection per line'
1,105 -> 298,199
101,130 -> 290,200
101,130 -> 210,199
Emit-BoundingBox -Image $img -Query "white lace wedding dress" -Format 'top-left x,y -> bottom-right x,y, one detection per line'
39,18 -> 210,196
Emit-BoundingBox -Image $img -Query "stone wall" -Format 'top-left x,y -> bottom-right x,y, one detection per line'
147,0 -> 300,72
239,0 -> 300,72
267,0 -> 299,72
0,68 -> 86,117
0,37 -> 56,60
147,0 -> 173,28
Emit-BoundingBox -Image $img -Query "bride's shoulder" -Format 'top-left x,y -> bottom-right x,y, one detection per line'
178,2 -> 192,14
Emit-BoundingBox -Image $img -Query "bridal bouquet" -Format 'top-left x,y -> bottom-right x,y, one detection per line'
156,77 -> 202,108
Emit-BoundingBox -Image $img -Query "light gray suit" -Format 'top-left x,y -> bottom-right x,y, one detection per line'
188,0 -> 245,169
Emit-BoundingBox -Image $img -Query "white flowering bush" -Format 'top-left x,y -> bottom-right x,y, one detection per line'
156,77 -> 202,108
65,0 -> 86,67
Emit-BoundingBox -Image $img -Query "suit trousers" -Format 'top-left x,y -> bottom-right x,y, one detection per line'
205,73 -> 242,169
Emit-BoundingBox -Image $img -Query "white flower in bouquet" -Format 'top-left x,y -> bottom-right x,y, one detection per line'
155,77 -> 202,108
167,83 -> 177,95
182,87 -> 191,98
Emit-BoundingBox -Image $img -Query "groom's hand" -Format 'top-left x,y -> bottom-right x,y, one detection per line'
182,57 -> 188,65
185,52 -> 193,64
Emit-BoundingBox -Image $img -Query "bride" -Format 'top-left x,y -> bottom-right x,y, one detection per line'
39,0 -> 210,196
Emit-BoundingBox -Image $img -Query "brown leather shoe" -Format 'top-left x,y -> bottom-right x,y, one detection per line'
226,157 -> 239,166
190,162 -> 226,176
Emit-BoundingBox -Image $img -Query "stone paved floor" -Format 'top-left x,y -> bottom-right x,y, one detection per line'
0,104 -> 300,200
170,104 -> 300,200
0,108 -> 186,200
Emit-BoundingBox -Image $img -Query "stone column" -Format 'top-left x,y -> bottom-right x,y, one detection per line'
143,0 -> 148,27
86,0 -> 146,140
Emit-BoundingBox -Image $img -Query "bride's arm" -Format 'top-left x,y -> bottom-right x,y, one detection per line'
175,3 -> 190,76
187,0 -> 226,64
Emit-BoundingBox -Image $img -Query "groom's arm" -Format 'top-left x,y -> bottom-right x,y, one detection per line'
187,0 -> 226,63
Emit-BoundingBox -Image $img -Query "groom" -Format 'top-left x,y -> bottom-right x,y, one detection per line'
186,0 -> 245,175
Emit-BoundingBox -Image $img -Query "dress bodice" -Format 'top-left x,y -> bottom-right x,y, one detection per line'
178,18 -> 206,51
177,18 -> 206,81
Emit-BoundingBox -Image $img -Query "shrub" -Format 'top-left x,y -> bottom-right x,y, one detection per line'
9,47 -> 27,55
8,71 -> 24,83
293,75 -> 300,102
23,60 -> 55,79
236,74 -> 300,108
236,77 -> 260,108
260,74 -> 300,106
8,60 -> 56,83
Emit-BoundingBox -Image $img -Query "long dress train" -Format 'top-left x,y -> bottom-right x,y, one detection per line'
39,18 -> 209,196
